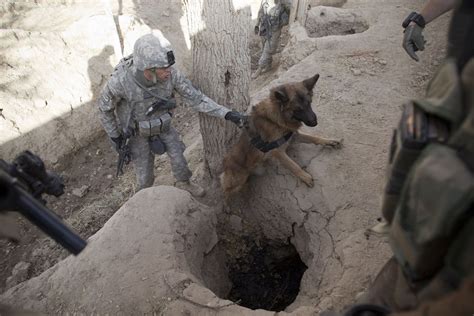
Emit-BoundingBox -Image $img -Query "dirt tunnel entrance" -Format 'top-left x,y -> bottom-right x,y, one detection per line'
225,237 -> 307,311
199,213 -> 311,312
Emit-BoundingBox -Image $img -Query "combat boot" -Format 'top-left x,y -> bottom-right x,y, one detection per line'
175,180 -> 206,197
251,64 -> 272,79
365,219 -> 390,237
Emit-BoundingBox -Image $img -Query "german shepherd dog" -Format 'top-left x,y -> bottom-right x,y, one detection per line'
221,74 -> 341,196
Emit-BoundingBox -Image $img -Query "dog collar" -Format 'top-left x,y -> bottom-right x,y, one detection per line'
250,132 -> 293,153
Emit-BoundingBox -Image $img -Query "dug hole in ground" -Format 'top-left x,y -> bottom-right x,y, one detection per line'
0,0 -> 449,314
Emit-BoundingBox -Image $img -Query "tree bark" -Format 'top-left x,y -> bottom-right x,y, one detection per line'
290,0 -> 310,25
184,0 -> 251,179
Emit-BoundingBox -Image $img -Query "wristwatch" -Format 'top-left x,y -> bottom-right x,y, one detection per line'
402,12 -> 426,28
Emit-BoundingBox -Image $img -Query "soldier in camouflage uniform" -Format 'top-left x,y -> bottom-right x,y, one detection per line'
252,0 -> 291,78
323,1 -> 474,315
98,32 -> 245,196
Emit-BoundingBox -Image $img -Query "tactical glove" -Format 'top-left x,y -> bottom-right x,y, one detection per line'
225,110 -> 246,128
403,24 -> 425,62
110,134 -> 124,152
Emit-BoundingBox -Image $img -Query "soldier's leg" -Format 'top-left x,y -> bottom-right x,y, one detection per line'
253,38 -> 272,79
159,127 -> 205,197
269,29 -> 281,54
253,29 -> 282,78
358,257 -> 418,311
257,37 -> 273,70
129,135 -> 155,190
159,127 -> 192,181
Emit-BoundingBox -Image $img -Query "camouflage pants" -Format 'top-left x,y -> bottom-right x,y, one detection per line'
129,126 -> 192,190
358,257 -> 418,311
258,29 -> 281,68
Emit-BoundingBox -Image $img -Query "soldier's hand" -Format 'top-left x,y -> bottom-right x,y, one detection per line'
254,25 -> 260,35
403,24 -> 425,62
110,134 -> 124,152
225,111 -> 247,128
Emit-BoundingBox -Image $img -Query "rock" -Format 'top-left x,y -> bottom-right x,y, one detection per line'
31,248 -> 45,258
351,68 -> 362,76
309,0 -> 347,7
106,174 -> 113,179
306,6 -> 369,38
229,215 -> 243,232
378,59 -> 387,65
6,261 -> 31,289
72,185 -> 89,198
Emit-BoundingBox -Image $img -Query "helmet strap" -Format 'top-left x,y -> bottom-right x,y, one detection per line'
133,66 -> 155,87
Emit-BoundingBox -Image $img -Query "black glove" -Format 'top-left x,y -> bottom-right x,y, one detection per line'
402,24 -> 425,61
225,111 -> 246,128
254,25 -> 260,35
110,134 -> 124,152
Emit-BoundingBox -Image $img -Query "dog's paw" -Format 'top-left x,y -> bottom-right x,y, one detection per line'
301,173 -> 314,188
323,138 -> 343,149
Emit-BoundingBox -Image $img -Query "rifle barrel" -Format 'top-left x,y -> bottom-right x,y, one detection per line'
12,184 -> 87,255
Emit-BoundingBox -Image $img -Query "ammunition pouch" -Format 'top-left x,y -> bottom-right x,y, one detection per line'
258,15 -> 271,38
390,144 -> 474,282
137,112 -> 172,137
149,135 -> 166,155
387,58 -> 474,286
259,24 -> 268,37
382,102 -> 449,223
145,98 -> 177,117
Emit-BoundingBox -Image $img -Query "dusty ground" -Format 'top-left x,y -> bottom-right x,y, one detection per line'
0,103 -> 201,291
0,0 -> 451,312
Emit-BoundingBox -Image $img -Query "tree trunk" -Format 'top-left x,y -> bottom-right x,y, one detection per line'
184,0 -> 251,179
290,0 -> 309,25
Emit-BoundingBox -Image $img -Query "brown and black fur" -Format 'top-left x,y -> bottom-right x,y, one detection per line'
221,73 -> 341,196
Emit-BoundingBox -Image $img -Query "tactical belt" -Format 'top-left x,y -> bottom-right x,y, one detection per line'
250,132 -> 293,153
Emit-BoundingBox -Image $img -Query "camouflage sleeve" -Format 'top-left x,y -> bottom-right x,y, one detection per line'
280,0 -> 291,26
172,68 -> 231,119
97,75 -> 123,138
257,4 -> 264,25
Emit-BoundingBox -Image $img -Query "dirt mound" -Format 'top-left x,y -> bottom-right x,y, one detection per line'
0,0 -> 452,314
306,6 -> 368,38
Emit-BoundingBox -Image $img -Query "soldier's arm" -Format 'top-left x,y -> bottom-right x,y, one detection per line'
171,68 -> 230,119
97,76 -> 123,138
280,0 -> 291,26
257,3 -> 264,25
415,0 -> 458,26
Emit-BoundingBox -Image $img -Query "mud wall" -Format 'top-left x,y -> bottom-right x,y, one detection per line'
0,2 -> 150,163
0,0 -> 263,164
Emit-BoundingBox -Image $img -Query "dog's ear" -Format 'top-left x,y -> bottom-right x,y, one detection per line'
273,87 -> 289,104
303,74 -> 320,91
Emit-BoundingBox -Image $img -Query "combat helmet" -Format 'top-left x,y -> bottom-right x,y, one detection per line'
133,32 -> 176,71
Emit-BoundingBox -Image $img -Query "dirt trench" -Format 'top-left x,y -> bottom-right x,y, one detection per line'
1,0 -> 451,313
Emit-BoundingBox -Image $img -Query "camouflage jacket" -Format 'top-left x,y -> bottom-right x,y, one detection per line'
97,55 -> 230,138
257,0 -> 291,33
